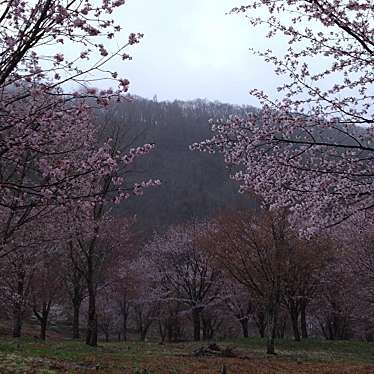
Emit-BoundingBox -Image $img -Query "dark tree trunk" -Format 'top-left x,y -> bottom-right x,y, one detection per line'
202,318 -> 208,340
259,325 -> 265,338
86,251 -> 97,347
67,240 -> 85,340
319,320 -> 328,340
85,283 -> 97,346
72,302 -> 81,339
121,294 -> 128,342
13,275 -> 25,338
140,324 -> 151,341
122,313 -> 128,342
192,308 -> 201,341
13,304 -> 23,338
40,317 -> 47,340
159,320 -> 166,344
300,302 -> 308,339
240,317 -> 249,338
266,329 -> 275,354
266,303 -> 277,355
266,215 -> 286,354
266,330 -> 275,354
253,310 -> 266,338
201,318 -> 214,341
290,308 -> 301,342
85,243 -> 98,347
34,303 -> 51,341
136,310 -> 153,342
83,221 -> 102,347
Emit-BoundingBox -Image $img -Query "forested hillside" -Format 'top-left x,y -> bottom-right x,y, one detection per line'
97,98 -> 257,234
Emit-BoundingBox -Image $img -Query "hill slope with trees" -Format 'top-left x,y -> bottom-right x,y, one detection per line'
98,97 -> 257,234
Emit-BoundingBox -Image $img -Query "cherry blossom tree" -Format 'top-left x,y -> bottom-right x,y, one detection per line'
341,217 -> 374,310
0,94 -> 110,257
156,301 -> 185,343
310,255 -> 358,340
0,238 -> 37,338
201,305 -> 224,340
108,269 -> 136,342
0,0 -> 146,257
0,13 -> 160,341
132,295 -> 159,342
100,217 -> 140,342
192,1 -> 374,234
142,222 -> 223,341
96,286 -> 120,343
0,213 -> 62,338
62,241 -> 87,339
66,203 -> 153,346
0,0 -> 139,93
220,280 -> 253,338
30,246 -> 64,340
333,216 -> 374,340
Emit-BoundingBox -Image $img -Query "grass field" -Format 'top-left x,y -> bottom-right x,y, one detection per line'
0,336 -> 374,373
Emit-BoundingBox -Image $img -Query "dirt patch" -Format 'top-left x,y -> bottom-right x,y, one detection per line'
192,344 -> 238,358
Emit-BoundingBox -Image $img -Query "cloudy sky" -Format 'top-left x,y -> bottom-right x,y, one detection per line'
109,0 -> 284,106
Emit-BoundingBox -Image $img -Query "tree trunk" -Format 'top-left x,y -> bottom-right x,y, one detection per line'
259,325 -> 265,338
68,240 -> 85,340
266,304 -> 277,355
122,294 -> 128,342
240,317 -> 249,338
159,320 -> 166,344
192,308 -> 201,341
256,312 -> 266,338
290,308 -> 301,342
13,305 -> 23,338
327,318 -> 335,340
13,275 -> 25,338
202,317 -> 208,340
122,313 -> 128,342
319,320 -> 328,340
85,283 -> 97,346
266,329 -> 275,354
40,317 -> 47,340
266,215 -> 286,354
140,325 -> 150,341
253,310 -> 266,338
85,243 -> 98,347
34,305 -> 50,341
300,302 -> 308,339
72,302 -> 80,339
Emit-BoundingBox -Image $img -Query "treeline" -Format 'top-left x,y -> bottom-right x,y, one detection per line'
79,209 -> 374,353
3,207 -> 372,356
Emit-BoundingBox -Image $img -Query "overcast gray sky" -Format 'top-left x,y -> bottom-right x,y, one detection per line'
109,0 -> 283,106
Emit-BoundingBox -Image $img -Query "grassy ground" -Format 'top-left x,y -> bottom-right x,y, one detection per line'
0,336 -> 374,373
